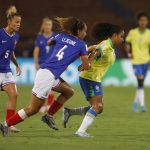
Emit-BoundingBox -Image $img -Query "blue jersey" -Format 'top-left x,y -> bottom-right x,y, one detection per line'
0,28 -> 19,73
34,32 -> 56,65
41,33 -> 88,78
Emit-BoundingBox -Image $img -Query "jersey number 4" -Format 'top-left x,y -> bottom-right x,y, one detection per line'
56,45 -> 68,61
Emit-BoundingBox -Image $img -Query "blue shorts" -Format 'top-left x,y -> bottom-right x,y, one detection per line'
133,62 -> 149,78
79,77 -> 103,100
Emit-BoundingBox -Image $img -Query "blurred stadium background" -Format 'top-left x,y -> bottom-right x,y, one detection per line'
1,0 -> 150,87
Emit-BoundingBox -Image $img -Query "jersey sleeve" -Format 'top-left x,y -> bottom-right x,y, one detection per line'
96,42 -> 108,57
34,36 -> 40,48
125,30 -> 133,43
80,42 -> 88,56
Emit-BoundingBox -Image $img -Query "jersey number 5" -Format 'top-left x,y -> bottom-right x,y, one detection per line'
56,45 -> 68,61
5,50 -> 10,59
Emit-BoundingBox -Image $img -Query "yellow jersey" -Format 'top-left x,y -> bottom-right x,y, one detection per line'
126,28 -> 150,64
80,39 -> 115,82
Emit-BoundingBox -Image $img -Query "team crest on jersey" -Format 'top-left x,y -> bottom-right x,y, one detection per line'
100,43 -> 107,50
95,85 -> 100,92
14,40 -> 17,45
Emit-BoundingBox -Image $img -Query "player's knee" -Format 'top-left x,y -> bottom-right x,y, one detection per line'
97,105 -> 103,114
95,103 -> 103,114
65,88 -> 74,98
137,79 -> 144,88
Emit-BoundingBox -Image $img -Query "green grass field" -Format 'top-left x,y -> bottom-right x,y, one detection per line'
0,86 -> 150,150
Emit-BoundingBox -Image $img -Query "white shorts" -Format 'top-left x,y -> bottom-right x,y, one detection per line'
0,72 -> 16,90
32,69 -> 61,100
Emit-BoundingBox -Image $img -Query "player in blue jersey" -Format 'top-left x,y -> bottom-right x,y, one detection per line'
33,17 -> 57,113
0,6 -> 21,133
0,17 -> 90,136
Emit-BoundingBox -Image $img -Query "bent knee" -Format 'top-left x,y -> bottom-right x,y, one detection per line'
65,88 -> 74,98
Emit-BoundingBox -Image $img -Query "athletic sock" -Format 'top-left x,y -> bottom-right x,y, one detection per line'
68,106 -> 90,116
77,108 -> 97,133
6,109 -> 15,120
6,109 -> 28,127
137,88 -> 145,107
134,89 -> 139,103
47,100 -> 63,116
47,92 -> 55,105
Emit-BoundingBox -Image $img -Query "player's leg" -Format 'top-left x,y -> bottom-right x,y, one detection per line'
42,79 -> 74,130
2,73 -> 20,132
63,106 -> 90,128
75,77 -> 103,137
0,94 -> 45,136
39,91 -> 55,113
133,63 -> 148,112
76,95 -> 103,138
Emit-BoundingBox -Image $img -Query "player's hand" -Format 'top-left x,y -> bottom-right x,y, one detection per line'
128,53 -> 133,59
16,66 -> 21,76
35,64 -> 40,70
78,64 -> 84,72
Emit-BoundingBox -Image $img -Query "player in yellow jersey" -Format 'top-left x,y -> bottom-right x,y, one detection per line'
63,23 -> 124,137
125,12 -> 150,112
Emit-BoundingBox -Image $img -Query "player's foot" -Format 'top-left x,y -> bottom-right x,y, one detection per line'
0,123 -> 9,137
75,131 -> 93,138
141,106 -> 147,112
63,107 -> 71,128
9,126 -> 20,133
132,101 -> 139,112
41,114 -> 59,130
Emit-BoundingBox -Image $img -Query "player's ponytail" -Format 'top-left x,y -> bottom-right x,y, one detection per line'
54,17 -> 86,36
6,5 -> 20,20
91,23 -> 123,42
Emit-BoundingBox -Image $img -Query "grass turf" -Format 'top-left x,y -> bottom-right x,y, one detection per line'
0,86 -> 150,150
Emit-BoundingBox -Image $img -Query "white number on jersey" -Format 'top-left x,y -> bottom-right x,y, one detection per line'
5,50 -> 10,59
56,45 -> 68,61
46,46 -> 50,54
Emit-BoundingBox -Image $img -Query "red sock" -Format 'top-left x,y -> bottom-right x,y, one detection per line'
47,92 -> 55,105
48,100 -> 63,116
6,113 -> 24,127
6,109 -> 15,120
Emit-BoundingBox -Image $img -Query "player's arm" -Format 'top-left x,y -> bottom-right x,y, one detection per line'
33,47 -> 40,70
124,42 -> 133,58
11,52 -> 21,76
79,55 -> 91,71
47,39 -> 56,46
87,45 -> 97,52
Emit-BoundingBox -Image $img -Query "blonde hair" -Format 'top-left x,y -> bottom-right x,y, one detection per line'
6,5 -> 20,20
39,17 -> 52,34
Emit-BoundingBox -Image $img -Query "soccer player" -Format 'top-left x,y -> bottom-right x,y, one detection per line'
0,17 -> 90,136
0,6 -> 21,132
125,12 -> 150,112
33,17 -> 56,113
73,23 -> 124,137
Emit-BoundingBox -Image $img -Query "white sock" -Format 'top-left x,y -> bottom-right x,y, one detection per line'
77,108 -> 96,133
134,89 -> 138,103
137,88 -> 145,107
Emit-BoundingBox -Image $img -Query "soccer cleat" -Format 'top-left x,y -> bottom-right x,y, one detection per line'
141,106 -> 147,112
41,114 -> 59,130
62,108 -> 71,128
75,131 -> 94,138
132,101 -> 139,112
9,126 -> 20,133
0,123 -> 9,137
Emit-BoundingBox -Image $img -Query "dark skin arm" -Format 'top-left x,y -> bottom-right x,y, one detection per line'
124,42 -> 133,58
